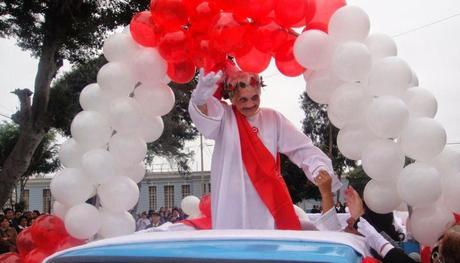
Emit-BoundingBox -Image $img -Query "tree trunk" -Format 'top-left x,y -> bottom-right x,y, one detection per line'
0,32 -> 61,206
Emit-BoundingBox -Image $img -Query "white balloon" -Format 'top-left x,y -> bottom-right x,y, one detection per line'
52,201 -> 69,221
366,96 -> 409,139
50,168 -> 95,207
115,162 -> 146,183
65,203 -> 101,239
441,172 -> 460,213
410,69 -> 419,87
402,87 -> 437,118
98,209 -> 136,238
305,69 -> 343,104
368,57 -> 412,97
103,33 -> 141,62
59,138 -> 84,168
131,48 -> 167,83
81,149 -> 115,185
328,6 -> 370,42
362,139 -> 405,181
399,118 -> 446,161
331,42 -> 372,82
109,97 -> 144,134
327,83 -> 371,128
337,122 -> 376,160
181,195 -> 201,218
139,115 -> 164,143
79,83 -> 110,116
98,176 -> 140,212
293,30 -> 333,70
408,205 -> 454,246
431,148 -> 460,176
109,134 -> 147,168
70,111 -> 112,149
134,82 -> 175,116
364,179 -> 402,214
364,33 -> 397,62
97,62 -> 137,98
398,162 -> 442,207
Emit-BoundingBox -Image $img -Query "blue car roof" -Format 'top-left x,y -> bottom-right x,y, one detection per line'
47,239 -> 361,263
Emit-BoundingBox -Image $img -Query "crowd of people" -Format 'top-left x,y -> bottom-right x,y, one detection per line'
0,208 -> 41,254
135,207 -> 189,231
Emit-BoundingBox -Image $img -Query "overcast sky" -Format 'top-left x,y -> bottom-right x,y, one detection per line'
1,0 -> 460,171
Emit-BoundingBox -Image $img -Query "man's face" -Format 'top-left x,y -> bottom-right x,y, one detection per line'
231,86 -> 261,117
152,215 -> 160,223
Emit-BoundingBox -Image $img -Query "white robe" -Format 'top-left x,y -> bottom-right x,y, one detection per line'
189,97 -> 342,230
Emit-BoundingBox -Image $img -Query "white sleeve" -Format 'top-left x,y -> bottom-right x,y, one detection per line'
188,97 -> 225,140
276,112 -> 342,191
313,208 -> 342,231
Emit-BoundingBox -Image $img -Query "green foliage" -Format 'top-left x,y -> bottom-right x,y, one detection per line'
0,121 -> 59,176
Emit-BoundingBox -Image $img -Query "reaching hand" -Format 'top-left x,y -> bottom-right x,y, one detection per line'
191,68 -> 223,106
314,170 -> 332,195
345,186 -> 365,220
357,217 -> 392,255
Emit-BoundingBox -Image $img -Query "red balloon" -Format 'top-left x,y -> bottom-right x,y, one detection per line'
307,0 -> 346,32
151,0 -> 188,32
56,236 -> 86,252
361,257 -> 380,263
291,0 -> 317,28
23,248 -> 51,263
236,47 -> 271,73
275,40 -> 305,77
213,0 -> 234,12
158,29 -> 188,62
186,34 -> 226,72
199,194 -> 211,218
0,253 -> 21,263
167,59 -> 196,84
31,215 -> 68,251
232,0 -> 274,21
186,0 -> 219,34
130,11 -> 161,47
209,12 -> 248,53
16,227 -> 36,257
253,19 -> 288,54
274,0 -> 306,27
421,246 -> 432,263
454,213 -> 460,223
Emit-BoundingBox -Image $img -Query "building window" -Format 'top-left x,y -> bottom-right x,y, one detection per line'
21,189 -> 29,211
181,184 -> 190,199
43,189 -> 51,214
164,185 -> 174,209
149,186 -> 157,211
203,183 -> 211,194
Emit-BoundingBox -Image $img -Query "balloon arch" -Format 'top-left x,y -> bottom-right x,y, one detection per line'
8,0 -> 460,261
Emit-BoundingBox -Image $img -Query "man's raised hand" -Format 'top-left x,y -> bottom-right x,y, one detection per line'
191,68 -> 223,106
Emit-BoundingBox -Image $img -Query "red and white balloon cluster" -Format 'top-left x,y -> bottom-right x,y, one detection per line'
52,28 -> 174,241
295,5 -> 460,246
129,0 -> 346,82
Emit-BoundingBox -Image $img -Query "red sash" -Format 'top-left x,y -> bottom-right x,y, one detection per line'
233,107 -> 300,230
182,107 -> 301,230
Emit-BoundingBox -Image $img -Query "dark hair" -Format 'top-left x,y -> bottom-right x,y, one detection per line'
440,225 -> 460,263
3,208 -> 13,214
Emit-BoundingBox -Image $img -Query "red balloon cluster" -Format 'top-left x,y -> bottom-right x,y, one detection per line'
14,215 -> 85,263
130,0 -> 346,83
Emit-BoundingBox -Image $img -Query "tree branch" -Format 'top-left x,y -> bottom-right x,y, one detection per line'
10,88 -> 33,127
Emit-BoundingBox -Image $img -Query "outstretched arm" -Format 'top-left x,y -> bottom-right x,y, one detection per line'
190,68 -> 223,116
315,171 -> 334,214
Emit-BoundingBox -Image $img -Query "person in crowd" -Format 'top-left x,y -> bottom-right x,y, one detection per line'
310,205 -> 321,213
0,216 -> 17,253
3,208 -> 14,226
346,186 -> 460,263
136,212 -> 151,231
188,67 -> 341,230
150,212 -> 162,228
14,216 -> 28,233
32,210 -> 40,219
